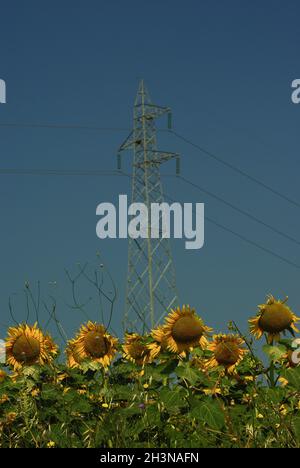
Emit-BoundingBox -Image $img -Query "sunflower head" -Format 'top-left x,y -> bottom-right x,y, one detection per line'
147,326 -> 170,361
249,295 -> 300,343
156,305 -> 212,354
66,322 -> 118,369
5,323 -> 58,371
123,333 -> 152,365
206,334 -> 247,374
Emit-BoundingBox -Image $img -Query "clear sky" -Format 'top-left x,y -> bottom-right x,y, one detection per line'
0,1 -> 300,348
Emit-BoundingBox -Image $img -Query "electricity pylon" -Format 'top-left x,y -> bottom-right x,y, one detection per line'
118,80 -> 180,333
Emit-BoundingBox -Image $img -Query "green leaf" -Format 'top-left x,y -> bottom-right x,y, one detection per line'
81,360 -> 102,372
281,367 -> 300,389
40,385 -> 61,401
262,387 -> 285,404
112,361 -> 136,375
191,399 -> 225,430
160,387 -> 187,412
145,405 -> 161,427
263,344 -> 286,361
71,397 -> 92,414
47,423 -> 69,447
111,384 -> 135,400
21,366 -> 41,381
62,389 -> 79,402
175,365 -> 203,386
156,359 -> 179,375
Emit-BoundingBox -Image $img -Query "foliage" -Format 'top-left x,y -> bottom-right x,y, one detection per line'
1,337 -> 300,448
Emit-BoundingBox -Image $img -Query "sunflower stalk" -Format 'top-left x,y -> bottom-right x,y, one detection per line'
267,335 -> 277,388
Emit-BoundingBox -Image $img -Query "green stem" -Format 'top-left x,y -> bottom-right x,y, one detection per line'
268,336 -> 276,388
269,360 -> 275,388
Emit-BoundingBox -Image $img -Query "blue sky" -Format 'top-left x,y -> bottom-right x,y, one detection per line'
0,1 -> 300,348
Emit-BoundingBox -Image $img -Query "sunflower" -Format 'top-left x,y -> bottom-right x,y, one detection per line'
154,305 -> 212,354
5,323 -> 58,371
205,334 -> 247,374
66,321 -> 118,369
147,325 -> 170,360
249,295 -> 300,344
123,333 -> 152,365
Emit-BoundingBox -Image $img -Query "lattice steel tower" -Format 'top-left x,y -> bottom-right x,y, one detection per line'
118,80 -> 180,333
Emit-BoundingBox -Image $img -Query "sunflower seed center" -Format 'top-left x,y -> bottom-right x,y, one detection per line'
129,342 -> 147,360
172,316 -> 203,343
259,305 -> 293,333
12,335 -> 41,363
215,342 -> 240,366
84,331 -> 108,358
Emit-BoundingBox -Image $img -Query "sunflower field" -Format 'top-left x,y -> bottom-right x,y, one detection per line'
1,298 -> 300,448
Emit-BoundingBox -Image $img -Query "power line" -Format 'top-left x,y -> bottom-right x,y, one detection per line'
177,175 -> 300,247
0,166 -> 299,249
164,186 -> 300,271
0,122 -> 167,133
2,165 -> 300,248
204,215 -> 300,271
0,165 -> 299,271
0,122 -> 130,131
170,130 -> 300,210
0,117 -> 298,269
1,120 -> 299,211
3,166 -> 299,247
118,170 -> 300,271
0,169 -> 121,176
